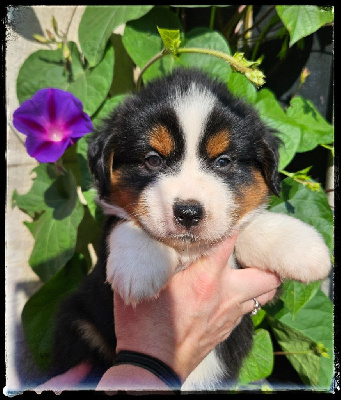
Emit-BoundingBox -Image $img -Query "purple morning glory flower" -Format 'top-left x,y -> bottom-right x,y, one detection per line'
13,88 -> 94,163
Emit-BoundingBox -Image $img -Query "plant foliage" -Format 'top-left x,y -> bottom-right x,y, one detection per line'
12,5 -> 334,391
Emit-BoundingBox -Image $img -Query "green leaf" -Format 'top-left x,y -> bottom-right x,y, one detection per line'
157,27 -> 181,56
284,166 -> 322,192
230,52 -> 265,87
269,177 -> 334,253
255,93 -> 334,168
286,96 -> 334,153
92,94 -> 127,127
267,290 -> 333,388
175,28 -> 232,82
227,71 -> 257,104
12,164 -> 58,217
109,33 -> 135,97
42,166 -> 79,220
76,95 -> 126,222
256,87 -> 278,103
122,6 -> 182,83
25,208 -> 84,282
75,206 -> 101,268
76,133 -> 101,223
238,329 -> 274,385
70,42 -> 114,116
276,6 -> 334,47
270,317 -> 322,386
24,169 -> 84,282
22,253 -> 88,370
16,41 -> 114,116
255,98 -> 301,170
280,280 -> 321,319
251,308 -> 267,327
79,5 -> 153,67
233,52 -> 262,69
76,133 -> 94,194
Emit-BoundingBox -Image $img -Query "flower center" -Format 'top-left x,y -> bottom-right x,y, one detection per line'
48,126 -> 65,142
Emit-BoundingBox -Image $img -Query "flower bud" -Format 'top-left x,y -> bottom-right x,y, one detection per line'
300,67 -> 311,85
46,29 -> 55,42
33,34 -> 48,44
63,43 -> 71,60
52,16 -> 58,35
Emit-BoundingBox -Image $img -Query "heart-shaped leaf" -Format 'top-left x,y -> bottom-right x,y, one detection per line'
21,253 -> 88,370
16,41 -> 114,116
238,329 -> 274,384
276,6 -> 334,47
79,5 -> 153,67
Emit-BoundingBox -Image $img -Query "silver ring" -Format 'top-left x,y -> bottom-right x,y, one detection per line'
250,297 -> 261,316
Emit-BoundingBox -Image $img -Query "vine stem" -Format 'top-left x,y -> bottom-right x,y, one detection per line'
136,46 -> 259,90
136,49 -> 169,90
274,351 -> 313,356
279,169 -> 292,177
178,47 -> 252,74
65,6 -> 78,38
209,6 -> 216,30
55,158 -> 66,176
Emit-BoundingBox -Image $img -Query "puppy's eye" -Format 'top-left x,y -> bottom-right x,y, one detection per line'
145,151 -> 163,170
213,155 -> 231,169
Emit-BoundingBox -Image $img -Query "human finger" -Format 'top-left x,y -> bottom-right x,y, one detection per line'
227,267 -> 281,304
241,287 -> 278,315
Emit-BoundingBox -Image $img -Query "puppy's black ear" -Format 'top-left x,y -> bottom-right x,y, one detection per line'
258,131 -> 282,197
87,129 -> 112,198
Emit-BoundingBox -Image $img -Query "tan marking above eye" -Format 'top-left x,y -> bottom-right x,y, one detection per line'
206,130 -> 230,158
149,125 -> 175,157
236,169 -> 269,220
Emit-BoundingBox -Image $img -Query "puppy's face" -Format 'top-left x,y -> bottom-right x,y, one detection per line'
88,70 -> 280,249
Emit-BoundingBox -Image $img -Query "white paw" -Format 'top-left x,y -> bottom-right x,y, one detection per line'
235,211 -> 331,283
106,221 -> 179,305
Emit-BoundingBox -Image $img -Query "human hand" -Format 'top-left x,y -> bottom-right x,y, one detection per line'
97,232 -> 281,390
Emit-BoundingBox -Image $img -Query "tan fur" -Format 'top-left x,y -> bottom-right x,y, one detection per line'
74,319 -> 115,361
206,130 -> 230,158
149,125 -> 175,157
109,163 -> 146,218
236,170 -> 269,221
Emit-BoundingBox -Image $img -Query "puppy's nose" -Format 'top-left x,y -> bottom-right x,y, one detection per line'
173,200 -> 204,229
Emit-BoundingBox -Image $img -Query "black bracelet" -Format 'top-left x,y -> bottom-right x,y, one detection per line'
113,350 -> 182,393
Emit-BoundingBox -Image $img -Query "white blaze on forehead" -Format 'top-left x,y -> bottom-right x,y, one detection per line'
173,82 -> 216,162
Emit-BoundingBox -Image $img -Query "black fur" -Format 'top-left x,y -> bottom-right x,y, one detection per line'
88,68 -> 281,201
216,315 -> 254,381
52,217 -> 117,375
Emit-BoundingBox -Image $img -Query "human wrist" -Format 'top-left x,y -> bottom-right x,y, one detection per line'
115,297 -> 194,382
115,342 -> 190,383
96,363 -> 171,392
112,350 -> 182,392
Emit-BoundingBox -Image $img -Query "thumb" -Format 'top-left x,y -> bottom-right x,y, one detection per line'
177,231 -> 238,301
187,230 -> 239,278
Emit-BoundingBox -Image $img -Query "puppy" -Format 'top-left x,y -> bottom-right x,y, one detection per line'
52,68 -> 331,390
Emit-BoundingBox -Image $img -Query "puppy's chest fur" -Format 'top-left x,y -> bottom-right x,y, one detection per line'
53,69 -> 331,390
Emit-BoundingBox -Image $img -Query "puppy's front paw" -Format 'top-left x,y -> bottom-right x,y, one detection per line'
106,221 -> 179,305
236,211 -> 331,283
